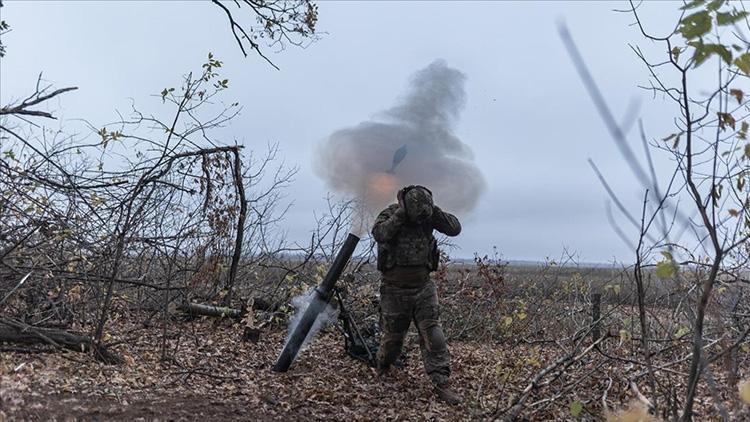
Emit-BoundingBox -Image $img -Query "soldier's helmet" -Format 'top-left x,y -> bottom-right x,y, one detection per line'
402,185 -> 434,223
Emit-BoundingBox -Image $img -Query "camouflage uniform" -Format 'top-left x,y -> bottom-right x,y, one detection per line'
371,186 -> 461,388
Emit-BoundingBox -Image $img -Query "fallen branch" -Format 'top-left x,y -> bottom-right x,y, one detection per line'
500,336 -> 606,421
177,302 -> 245,319
0,317 -> 122,364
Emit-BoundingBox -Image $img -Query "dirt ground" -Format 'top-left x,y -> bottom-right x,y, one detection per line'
1,319 -> 512,421
0,312 -> 745,421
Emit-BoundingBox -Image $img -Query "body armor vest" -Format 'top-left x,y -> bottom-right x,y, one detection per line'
377,221 -> 439,272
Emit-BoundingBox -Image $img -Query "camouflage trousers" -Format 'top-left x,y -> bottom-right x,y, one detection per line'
377,280 -> 451,385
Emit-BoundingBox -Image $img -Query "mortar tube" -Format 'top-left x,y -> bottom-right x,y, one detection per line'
272,232 -> 360,372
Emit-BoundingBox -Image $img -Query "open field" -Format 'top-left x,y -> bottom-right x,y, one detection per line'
3,261 -> 750,420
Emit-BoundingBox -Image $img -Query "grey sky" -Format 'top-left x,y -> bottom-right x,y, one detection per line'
1,1 -> 697,262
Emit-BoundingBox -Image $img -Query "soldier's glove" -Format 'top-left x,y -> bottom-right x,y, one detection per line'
397,188 -> 407,215
394,206 -> 406,220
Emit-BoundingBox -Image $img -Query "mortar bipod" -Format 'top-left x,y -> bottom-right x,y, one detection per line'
333,286 -> 376,367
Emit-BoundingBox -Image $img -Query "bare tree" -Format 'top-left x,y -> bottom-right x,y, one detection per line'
560,1 -> 750,419
0,54 -> 295,362
211,0 -> 319,70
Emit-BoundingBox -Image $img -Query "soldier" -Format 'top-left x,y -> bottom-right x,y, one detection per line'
371,185 -> 462,405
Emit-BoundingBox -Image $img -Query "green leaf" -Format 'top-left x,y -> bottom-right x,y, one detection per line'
717,10 -> 749,25
745,143 -> 750,158
570,400 -> 583,417
734,53 -> 750,74
680,0 -> 705,10
656,258 -> 679,279
502,316 -> 513,327
712,44 -> 732,64
690,41 -> 732,66
675,326 -> 690,339
671,46 -> 681,61
706,0 -> 725,12
739,121 -> 749,140
678,11 -> 712,39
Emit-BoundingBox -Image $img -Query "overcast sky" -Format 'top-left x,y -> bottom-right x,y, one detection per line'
1,1 -> 700,262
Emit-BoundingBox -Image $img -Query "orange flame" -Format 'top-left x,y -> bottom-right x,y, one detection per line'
366,172 -> 399,206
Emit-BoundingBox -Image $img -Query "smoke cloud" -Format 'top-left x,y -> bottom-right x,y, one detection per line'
285,289 -> 339,351
315,59 -> 486,223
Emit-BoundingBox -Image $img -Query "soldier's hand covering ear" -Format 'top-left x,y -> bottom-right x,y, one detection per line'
397,188 -> 407,214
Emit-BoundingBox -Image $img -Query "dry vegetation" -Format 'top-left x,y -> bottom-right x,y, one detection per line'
2,0 -> 750,421
2,252 -> 750,420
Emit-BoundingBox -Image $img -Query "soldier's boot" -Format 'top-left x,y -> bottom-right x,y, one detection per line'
433,382 -> 461,405
376,362 -> 391,378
